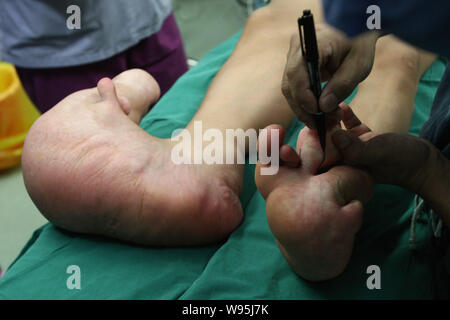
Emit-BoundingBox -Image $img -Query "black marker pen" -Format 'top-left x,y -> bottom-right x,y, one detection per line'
298,9 -> 326,155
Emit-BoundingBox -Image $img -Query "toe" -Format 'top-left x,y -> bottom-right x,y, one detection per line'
117,96 -> 132,115
280,144 -> 301,167
112,69 -> 161,123
258,124 -> 285,156
256,125 -> 286,198
257,124 -> 285,177
297,127 -> 324,174
256,125 -> 304,199
97,78 -> 121,107
340,102 -> 372,137
255,161 -> 282,199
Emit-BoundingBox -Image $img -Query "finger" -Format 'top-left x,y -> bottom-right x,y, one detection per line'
320,46 -> 374,113
331,129 -> 374,167
325,107 -> 344,130
316,25 -> 350,78
281,82 -> 317,129
283,35 -> 318,114
340,102 -> 361,129
339,103 -> 373,137
327,165 -> 374,206
283,28 -> 348,116
286,33 -> 300,61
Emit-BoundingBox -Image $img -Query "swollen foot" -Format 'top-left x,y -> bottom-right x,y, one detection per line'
22,70 -> 243,246
255,125 -> 374,281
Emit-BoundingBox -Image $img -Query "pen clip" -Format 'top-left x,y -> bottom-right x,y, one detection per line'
298,16 -> 306,57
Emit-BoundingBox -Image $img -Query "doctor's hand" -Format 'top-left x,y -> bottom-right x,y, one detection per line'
332,104 -> 450,222
282,24 -> 379,128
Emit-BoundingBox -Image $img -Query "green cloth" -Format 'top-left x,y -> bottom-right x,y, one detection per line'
0,32 -> 446,299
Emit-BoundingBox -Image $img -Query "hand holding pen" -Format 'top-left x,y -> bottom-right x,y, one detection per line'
297,10 -> 326,153
281,12 -> 379,129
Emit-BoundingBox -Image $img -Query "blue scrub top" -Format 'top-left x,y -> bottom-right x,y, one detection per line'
0,0 -> 172,68
322,0 -> 450,57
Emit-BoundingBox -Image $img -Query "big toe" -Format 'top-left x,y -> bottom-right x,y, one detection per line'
114,68 -> 161,102
297,125 -> 343,172
112,69 -> 161,122
297,127 -> 324,174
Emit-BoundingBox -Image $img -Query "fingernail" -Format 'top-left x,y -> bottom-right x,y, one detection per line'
333,131 -> 352,149
320,93 -> 339,112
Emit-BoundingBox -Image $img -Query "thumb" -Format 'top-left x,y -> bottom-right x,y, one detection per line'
331,129 -> 374,167
319,54 -> 372,113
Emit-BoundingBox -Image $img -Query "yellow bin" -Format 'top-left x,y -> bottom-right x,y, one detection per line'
0,62 -> 40,171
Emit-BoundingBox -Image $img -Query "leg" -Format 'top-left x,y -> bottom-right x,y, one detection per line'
24,70 -> 240,246
255,36 -> 436,281
186,0 -> 323,134
350,35 -> 436,134
22,0 -> 323,245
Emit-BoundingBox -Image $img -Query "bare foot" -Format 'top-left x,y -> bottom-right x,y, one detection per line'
22,69 -> 243,246
255,111 -> 374,281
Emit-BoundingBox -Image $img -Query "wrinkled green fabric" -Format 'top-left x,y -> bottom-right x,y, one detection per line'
0,32 -> 445,299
